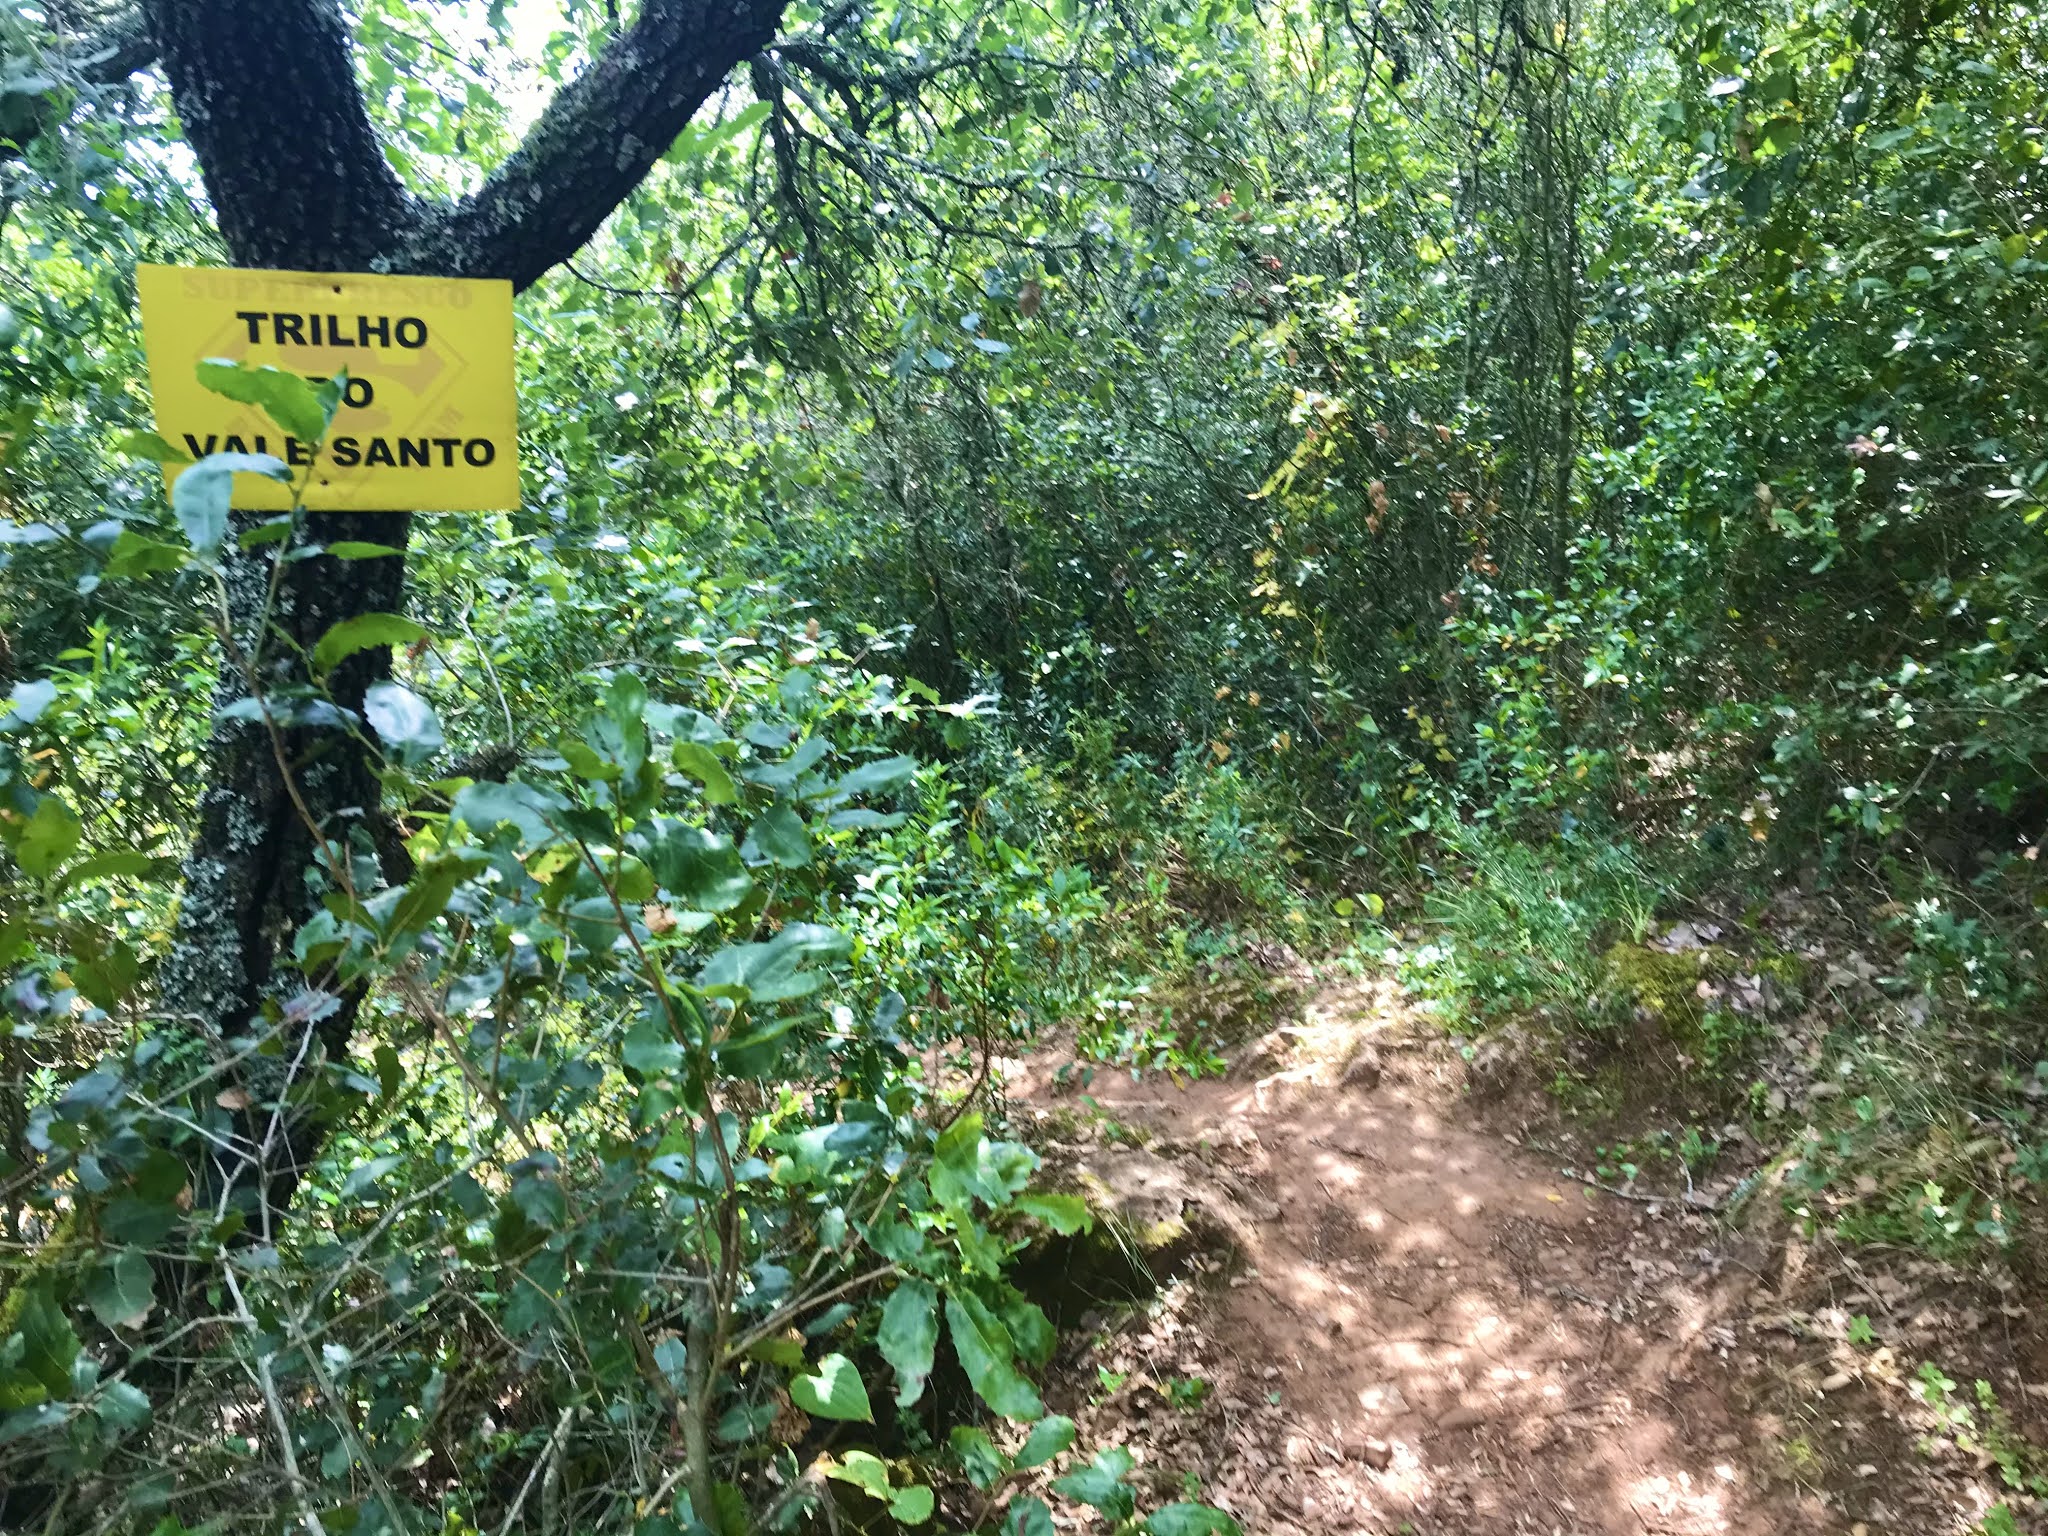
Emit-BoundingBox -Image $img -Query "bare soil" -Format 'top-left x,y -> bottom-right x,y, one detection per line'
999,970 -> 2045,1535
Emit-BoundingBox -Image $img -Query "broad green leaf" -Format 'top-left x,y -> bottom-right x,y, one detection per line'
647,823 -> 751,911
340,1154 -> 402,1200
830,754 -> 918,799
326,541 -> 404,560
3,677 -> 57,728
314,613 -> 427,675
196,359 -> 328,443
878,1281 -> 939,1407
945,1292 -> 1042,1421
0,1370 -> 46,1412
103,530 -> 187,580
84,1250 -> 155,1331
823,1449 -> 890,1498
93,1381 -> 152,1432
889,1486 -> 935,1525
1144,1505 -> 1243,1536
1015,1414 -> 1076,1469
1001,1497 -> 1055,1536
673,741 -> 737,804
451,781 -> 564,844
171,453 -> 288,555
622,1020 -> 685,1077
950,1425 -> 1008,1489
788,1353 -> 872,1422
16,1288 -> 79,1395
56,851 -> 171,896
1000,1295 -> 1055,1368
1016,1193 -> 1092,1234
743,804 -> 810,868
697,922 -> 850,1003
363,682 -> 443,765
12,795 -> 80,879
1051,1446 -> 1136,1520
116,431 -> 191,464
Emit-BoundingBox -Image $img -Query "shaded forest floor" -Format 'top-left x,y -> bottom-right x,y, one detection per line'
996,968 -> 2048,1536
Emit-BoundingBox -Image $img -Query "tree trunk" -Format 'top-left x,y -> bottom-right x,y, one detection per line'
140,0 -> 791,1236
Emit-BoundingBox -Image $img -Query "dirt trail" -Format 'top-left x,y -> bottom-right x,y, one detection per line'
1004,974 -> 1826,1536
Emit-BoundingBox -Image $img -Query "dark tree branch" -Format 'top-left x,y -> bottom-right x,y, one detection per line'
64,7 -> 156,85
421,0 -> 792,289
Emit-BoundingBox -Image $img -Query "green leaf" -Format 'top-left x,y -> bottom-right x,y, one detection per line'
697,922 -> 850,1003
830,754 -> 918,800
326,541 -> 404,560
12,796 -> 80,879
314,613 -> 427,675
950,1424 -> 1008,1489
451,781 -> 565,845
93,1380 -> 152,1432
55,851 -> 171,896
666,100 -> 770,161
945,1292 -> 1042,1421
373,1042 -> 404,1101
117,431 -> 191,464
888,1485 -> 935,1525
0,1403 -> 67,1444
1144,1505 -> 1243,1536
819,1458 -> 892,1507
622,1020 -> 685,1078
3,677 -> 57,728
196,359 -> 329,443
172,453 -> 289,555
1015,1414 -> 1076,1469
823,1449 -> 891,1499
673,741 -> 737,805
878,1281 -> 939,1407
647,823 -> 751,912
103,529 -> 188,580
15,1288 -> 79,1395
789,1353 -> 872,1422
364,682 -> 442,765
1000,1294 -> 1055,1367
745,1335 -> 804,1369
340,1154 -> 402,1200
1001,1497 -> 1055,1536
743,804 -> 810,868
0,1370 -> 46,1412
84,1250 -> 156,1331
1016,1193 -> 1092,1234
1051,1446 -> 1136,1520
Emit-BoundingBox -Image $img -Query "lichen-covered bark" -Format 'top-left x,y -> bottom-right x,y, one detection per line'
152,514 -> 410,1224
146,1 -> 420,270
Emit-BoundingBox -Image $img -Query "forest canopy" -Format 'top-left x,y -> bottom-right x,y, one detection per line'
1,0 -> 2045,1532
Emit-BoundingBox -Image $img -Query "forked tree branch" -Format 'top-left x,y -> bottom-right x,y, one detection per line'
137,0 -> 793,288
420,0 -> 792,288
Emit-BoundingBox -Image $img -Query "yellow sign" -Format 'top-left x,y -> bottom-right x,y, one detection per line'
136,264 -> 518,511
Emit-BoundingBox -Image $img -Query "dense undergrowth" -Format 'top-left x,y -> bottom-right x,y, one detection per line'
4,0 -> 2048,1530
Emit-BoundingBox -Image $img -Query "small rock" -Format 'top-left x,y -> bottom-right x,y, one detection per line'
1819,1370 -> 1854,1392
1344,1433 -> 1394,1469
1340,1044 -> 1383,1091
